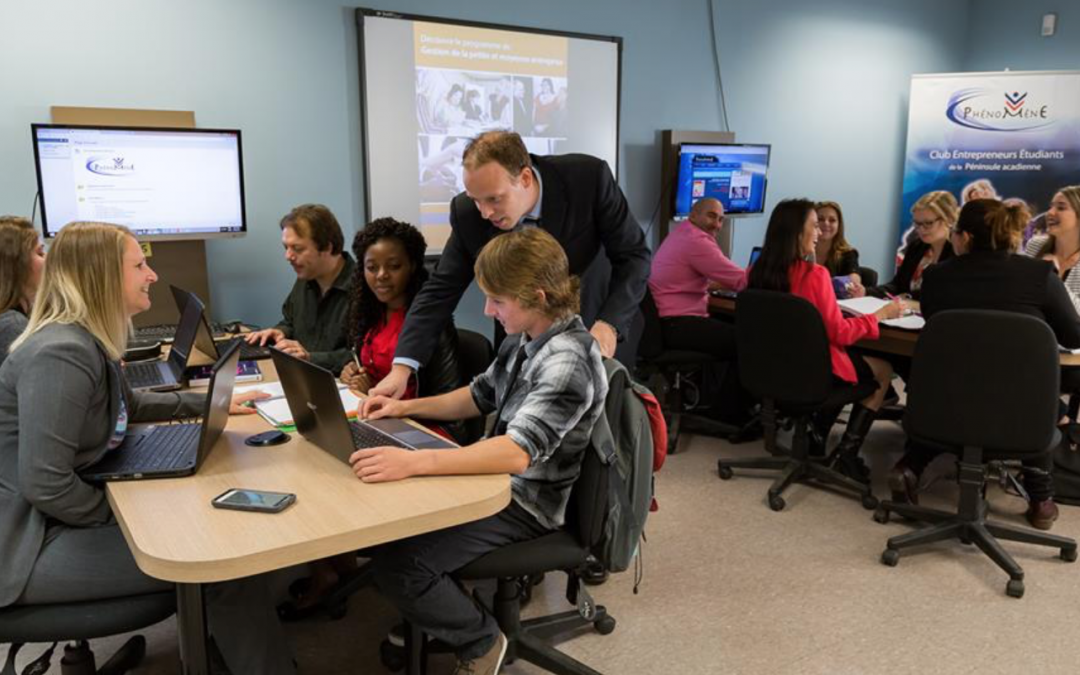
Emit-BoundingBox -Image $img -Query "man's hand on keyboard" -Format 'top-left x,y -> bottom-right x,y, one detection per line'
358,395 -> 409,421
245,328 -> 284,347
231,391 -> 272,415
349,447 -> 425,483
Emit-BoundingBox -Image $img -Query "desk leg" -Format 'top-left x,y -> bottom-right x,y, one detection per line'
176,583 -> 210,675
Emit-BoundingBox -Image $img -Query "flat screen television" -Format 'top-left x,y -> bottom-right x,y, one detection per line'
31,124 -> 247,240
673,142 -> 771,219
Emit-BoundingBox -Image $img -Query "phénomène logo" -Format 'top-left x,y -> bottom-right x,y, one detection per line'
945,88 -> 1053,132
85,156 -> 136,176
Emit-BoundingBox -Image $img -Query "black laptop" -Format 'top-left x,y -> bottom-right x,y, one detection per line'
122,287 -> 203,391
170,285 -> 272,361
83,341 -> 241,482
270,348 -> 455,465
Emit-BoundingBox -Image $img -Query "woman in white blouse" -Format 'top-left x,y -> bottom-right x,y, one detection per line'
1025,186 -> 1080,315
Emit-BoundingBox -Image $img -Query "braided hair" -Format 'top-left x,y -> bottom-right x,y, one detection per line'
346,218 -> 429,350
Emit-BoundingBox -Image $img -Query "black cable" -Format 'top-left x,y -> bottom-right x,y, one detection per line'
30,191 -> 40,227
707,0 -> 731,132
640,192 -> 664,244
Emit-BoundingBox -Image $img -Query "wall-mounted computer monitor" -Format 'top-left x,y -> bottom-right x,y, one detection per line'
31,124 -> 247,240
673,143 -> 771,219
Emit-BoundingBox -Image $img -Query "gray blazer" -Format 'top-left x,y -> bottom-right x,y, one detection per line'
0,309 -> 28,370
0,323 -> 204,607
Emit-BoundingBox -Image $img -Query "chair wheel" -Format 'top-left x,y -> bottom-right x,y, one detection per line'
768,494 -> 785,512
718,463 -> 734,480
1006,579 -> 1025,598
594,615 -> 617,635
881,549 -> 899,567
379,640 -> 405,672
873,507 -> 890,524
861,494 -> 879,510
1061,547 -> 1078,563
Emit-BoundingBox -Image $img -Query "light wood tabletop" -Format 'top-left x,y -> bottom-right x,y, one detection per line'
106,357 -> 511,584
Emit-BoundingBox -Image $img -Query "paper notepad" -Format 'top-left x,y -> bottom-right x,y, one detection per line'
837,297 -> 892,316
881,315 -> 925,330
236,382 -> 361,427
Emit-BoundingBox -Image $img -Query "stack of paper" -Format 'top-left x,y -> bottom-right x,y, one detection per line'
234,382 -> 361,428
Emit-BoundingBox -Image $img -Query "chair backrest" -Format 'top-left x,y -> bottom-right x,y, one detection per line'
904,309 -> 1060,455
637,288 -> 665,361
735,289 -> 834,406
455,328 -> 495,444
857,266 -> 879,287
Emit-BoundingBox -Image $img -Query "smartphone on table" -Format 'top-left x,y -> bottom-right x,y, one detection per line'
211,488 -> 296,513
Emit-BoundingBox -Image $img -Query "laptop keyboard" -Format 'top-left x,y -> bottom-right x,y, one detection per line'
112,424 -> 201,473
349,421 -> 410,450
124,361 -> 168,389
135,322 -> 228,343
217,337 -> 272,361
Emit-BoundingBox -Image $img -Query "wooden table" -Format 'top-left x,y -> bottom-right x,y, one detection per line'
107,358 -> 510,674
709,295 -> 1080,366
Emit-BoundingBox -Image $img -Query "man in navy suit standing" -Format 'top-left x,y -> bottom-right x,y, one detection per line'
370,130 -> 651,400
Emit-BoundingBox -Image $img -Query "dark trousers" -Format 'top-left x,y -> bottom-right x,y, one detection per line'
370,501 -> 551,660
660,315 -> 752,423
900,442 -> 1054,502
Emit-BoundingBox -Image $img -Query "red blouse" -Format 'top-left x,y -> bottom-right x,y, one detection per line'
360,307 -> 416,400
788,260 -> 879,383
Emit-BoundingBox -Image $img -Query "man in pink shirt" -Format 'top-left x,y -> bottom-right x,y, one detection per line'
649,198 -> 746,318
647,198 -> 752,425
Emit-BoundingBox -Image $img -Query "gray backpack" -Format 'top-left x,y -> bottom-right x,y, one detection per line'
589,358 -> 665,577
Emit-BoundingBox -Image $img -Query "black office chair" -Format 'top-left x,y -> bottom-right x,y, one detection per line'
857,266 -> 878,287
874,310 -> 1077,598
636,288 -> 718,454
717,289 -> 878,511
453,328 -> 495,444
0,592 -> 175,675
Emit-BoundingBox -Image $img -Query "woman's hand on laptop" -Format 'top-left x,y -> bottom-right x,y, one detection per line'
350,447 -> 425,483
359,395 -> 409,420
275,339 -> 309,361
230,391 -> 272,415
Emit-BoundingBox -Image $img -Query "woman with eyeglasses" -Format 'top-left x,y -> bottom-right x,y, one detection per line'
868,190 -> 958,300
893,199 -> 1080,530
1024,186 -> 1080,315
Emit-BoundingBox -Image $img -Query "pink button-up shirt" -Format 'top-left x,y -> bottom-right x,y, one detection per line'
648,220 -> 747,318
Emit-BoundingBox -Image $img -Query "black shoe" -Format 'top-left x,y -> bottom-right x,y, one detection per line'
581,559 -> 609,586
725,417 -> 763,444
887,465 -> 919,505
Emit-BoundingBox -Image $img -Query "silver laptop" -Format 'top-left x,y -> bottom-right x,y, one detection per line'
270,348 -> 455,465
122,289 -> 202,391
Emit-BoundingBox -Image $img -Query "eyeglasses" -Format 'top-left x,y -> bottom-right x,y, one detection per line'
912,217 -> 943,230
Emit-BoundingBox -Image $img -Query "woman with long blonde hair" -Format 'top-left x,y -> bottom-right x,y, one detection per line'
0,222 -> 296,674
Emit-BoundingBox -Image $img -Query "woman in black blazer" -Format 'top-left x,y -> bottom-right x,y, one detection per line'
890,199 -> 1080,531
869,190 -> 958,300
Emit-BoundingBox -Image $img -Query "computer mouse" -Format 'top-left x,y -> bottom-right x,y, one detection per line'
244,430 -> 290,447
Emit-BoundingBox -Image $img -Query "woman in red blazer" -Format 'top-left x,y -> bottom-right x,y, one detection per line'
748,199 -> 903,482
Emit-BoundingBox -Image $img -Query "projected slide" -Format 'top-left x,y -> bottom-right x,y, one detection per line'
361,11 -> 620,253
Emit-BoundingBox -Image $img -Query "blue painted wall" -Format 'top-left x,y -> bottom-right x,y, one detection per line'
1,0 -> 1037,336
965,3 -> 1080,72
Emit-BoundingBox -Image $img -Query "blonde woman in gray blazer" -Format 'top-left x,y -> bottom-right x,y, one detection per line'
0,222 -> 295,674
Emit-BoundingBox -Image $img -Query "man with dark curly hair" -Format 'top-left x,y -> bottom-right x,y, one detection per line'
245,204 -> 355,372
